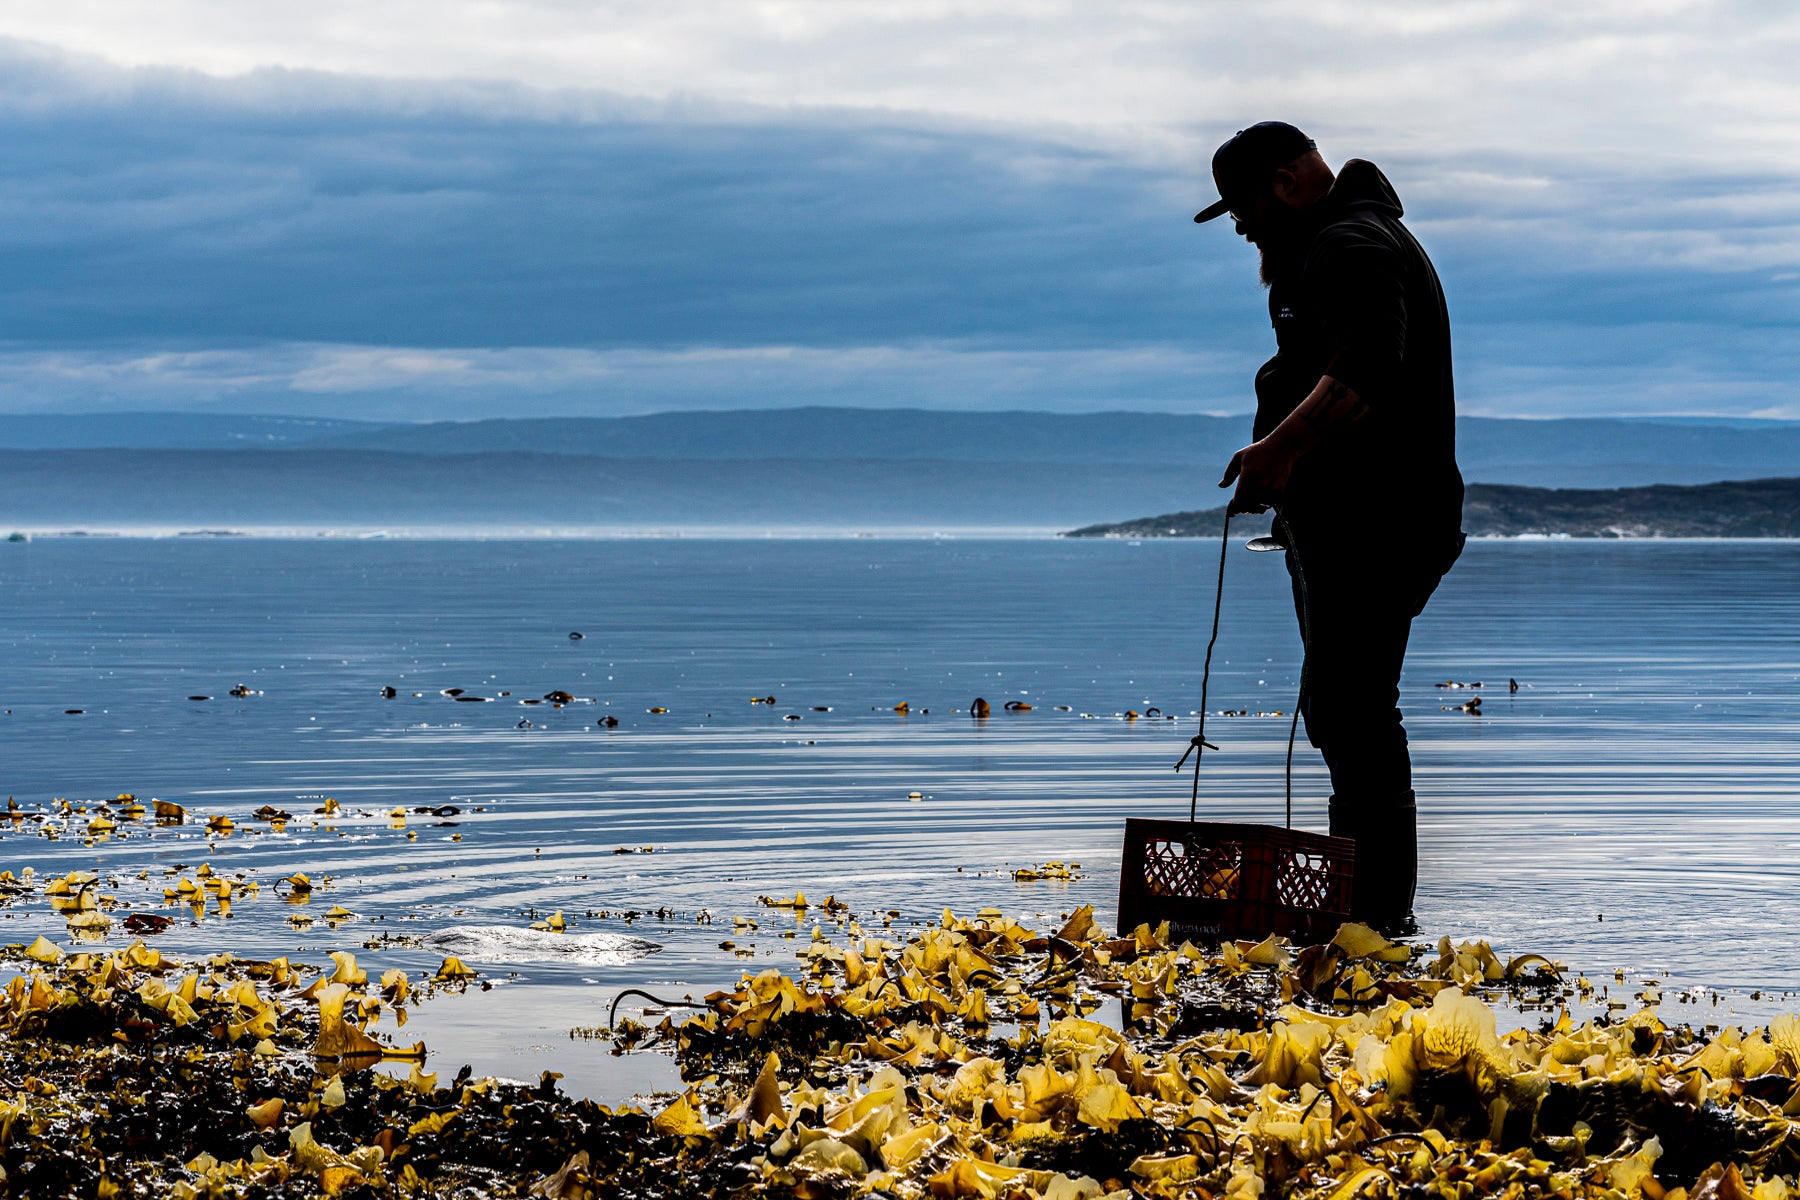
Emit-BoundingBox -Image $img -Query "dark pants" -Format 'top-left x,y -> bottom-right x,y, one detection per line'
1283,523 -> 1461,928
1284,526 -> 1462,799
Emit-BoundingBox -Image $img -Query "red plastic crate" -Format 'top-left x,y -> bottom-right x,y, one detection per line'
1116,817 -> 1354,943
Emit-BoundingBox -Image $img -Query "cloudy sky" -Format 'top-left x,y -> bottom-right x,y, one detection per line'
1,2 -> 1797,421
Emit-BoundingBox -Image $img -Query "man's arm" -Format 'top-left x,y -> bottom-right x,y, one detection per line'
1219,372 -> 1369,514
1221,229 -> 1405,514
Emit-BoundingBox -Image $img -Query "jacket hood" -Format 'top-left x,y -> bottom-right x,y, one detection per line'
1323,158 -> 1403,220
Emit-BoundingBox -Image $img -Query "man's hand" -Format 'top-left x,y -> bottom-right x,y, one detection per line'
1219,436 -> 1295,515
1220,374 -> 1367,515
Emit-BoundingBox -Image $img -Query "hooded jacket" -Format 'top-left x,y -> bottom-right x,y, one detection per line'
1252,159 -> 1463,544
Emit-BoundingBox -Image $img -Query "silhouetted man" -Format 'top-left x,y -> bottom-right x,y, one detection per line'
1199,121 -> 1464,932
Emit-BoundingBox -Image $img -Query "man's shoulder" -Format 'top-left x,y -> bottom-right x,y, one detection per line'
1311,207 -> 1404,253
1302,215 -> 1404,286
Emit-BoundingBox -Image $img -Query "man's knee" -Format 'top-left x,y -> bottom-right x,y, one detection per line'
1302,694 -> 1405,757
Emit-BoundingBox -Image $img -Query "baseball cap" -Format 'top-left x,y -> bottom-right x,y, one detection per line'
1194,121 -> 1317,224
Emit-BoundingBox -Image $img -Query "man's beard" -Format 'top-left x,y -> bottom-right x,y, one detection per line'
1254,205 -> 1313,287
1258,240 -> 1305,288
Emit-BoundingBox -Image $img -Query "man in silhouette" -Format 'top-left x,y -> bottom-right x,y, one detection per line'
1199,121 -> 1464,932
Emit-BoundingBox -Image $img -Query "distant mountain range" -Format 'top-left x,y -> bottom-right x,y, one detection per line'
1065,477 -> 1800,540
3,407 -> 1799,487
0,450 -> 1211,528
0,412 -> 383,450
1,408 -> 1797,531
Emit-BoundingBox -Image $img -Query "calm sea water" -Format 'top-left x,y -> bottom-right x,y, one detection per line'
1,536 -> 1797,1096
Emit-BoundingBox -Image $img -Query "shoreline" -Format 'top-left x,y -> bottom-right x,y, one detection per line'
6,526 -> 1800,543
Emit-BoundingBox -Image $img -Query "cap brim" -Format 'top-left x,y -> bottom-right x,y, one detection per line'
1193,198 -> 1232,224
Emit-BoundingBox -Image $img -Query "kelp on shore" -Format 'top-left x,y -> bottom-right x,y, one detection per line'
2,883 -> 1800,1199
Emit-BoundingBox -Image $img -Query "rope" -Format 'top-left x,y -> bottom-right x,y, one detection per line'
608,987 -> 709,1029
1173,510 -> 1230,822
1173,508 -> 1313,832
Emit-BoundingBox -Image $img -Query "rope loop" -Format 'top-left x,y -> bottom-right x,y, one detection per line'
1176,511 -> 1233,822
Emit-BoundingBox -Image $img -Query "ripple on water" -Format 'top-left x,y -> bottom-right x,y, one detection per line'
423,925 -> 662,966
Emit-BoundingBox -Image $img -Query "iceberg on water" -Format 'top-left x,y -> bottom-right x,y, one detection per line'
422,925 -> 660,966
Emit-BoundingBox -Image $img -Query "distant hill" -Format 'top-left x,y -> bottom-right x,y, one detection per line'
4,407 -> 1800,488
4,409 -> 1800,531
305,409 -> 1800,487
301,408 -> 1251,466
0,449 -> 1219,529
1063,477 -> 1800,540
0,412 -> 384,449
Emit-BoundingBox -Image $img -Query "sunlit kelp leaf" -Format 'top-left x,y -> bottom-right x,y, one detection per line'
23,936 -> 63,964
328,951 -> 367,986
1332,921 -> 1410,963
136,979 -> 199,1026
290,1121 -> 357,1177
927,1157 -> 1029,1196
379,968 -> 409,1004
1074,1081 -> 1143,1133
1599,1134 -> 1662,1192
1244,933 -> 1291,967
435,957 -> 478,982
123,940 -> 163,970
530,909 -> 570,933
313,982 -> 384,1060
730,1051 -> 785,1129
1767,1013 -> 1800,1073
1054,905 -> 1098,943
941,1056 -> 1004,1114
228,1001 -> 279,1043
791,1137 -> 867,1176
409,1110 -> 457,1137
1129,1152 -> 1200,1183
651,1091 -> 710,1138
245,1097 -> 284,1129
1251,1019 -> 1333,1089
1416,986 -> 1510,1092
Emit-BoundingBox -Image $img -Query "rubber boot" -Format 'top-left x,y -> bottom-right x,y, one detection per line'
1329,791 -> 1418,937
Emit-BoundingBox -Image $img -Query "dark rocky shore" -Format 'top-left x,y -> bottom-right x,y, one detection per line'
1064,476 -> 1800,540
